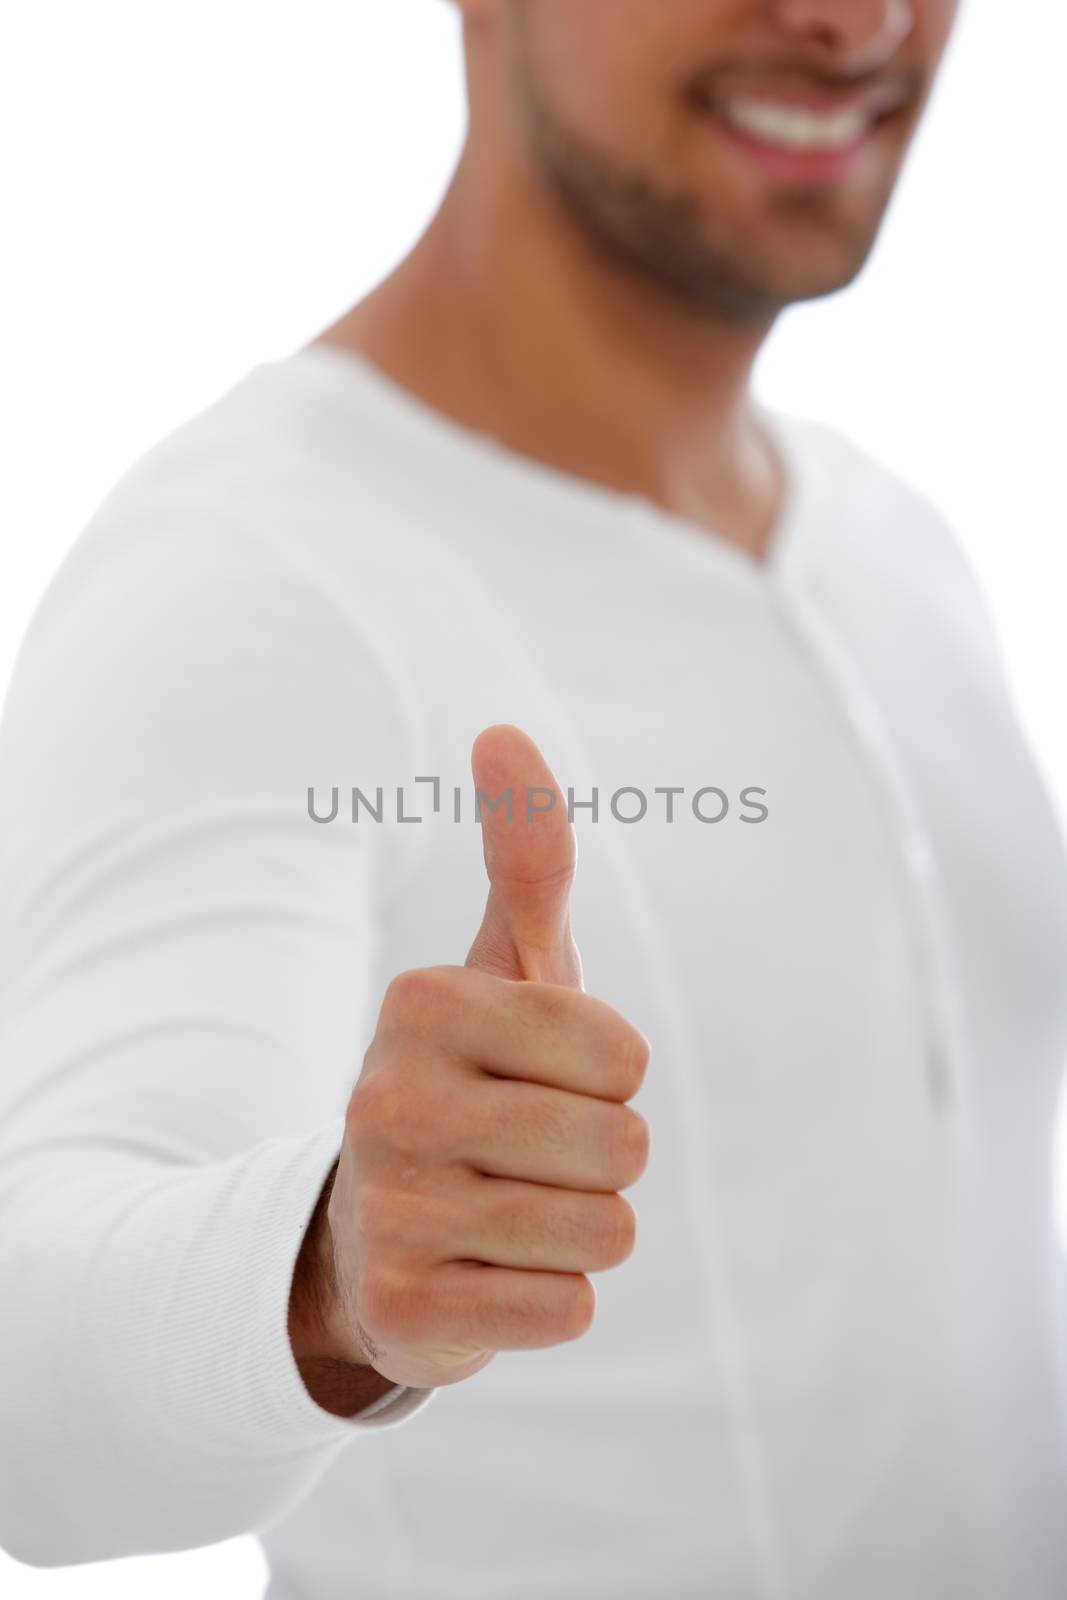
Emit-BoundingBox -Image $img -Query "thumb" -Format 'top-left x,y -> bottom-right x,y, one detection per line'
464,724 -> 584,989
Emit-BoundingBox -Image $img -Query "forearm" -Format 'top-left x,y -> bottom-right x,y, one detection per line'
0,1125 -> 430,1568
0,513 -> 441,1565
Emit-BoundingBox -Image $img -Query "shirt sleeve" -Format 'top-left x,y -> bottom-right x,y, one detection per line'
0,493 -> 437,1567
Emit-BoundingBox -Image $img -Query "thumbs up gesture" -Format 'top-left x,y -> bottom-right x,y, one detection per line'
319,725 -> 651,1392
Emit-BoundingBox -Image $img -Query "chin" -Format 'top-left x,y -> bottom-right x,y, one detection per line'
764,255 -> 874,306
706,210 -> 889,313
670,233 -> 879,322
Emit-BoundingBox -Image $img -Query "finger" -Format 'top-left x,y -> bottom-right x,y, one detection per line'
464,724 -> 583,988
425,1260 -> 596,1352
459,1076 -> 651,1193
448,1175 -> 637,1275
382,965 -> 647,1102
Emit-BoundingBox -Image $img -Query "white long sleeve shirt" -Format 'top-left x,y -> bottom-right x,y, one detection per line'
2,342 -> 1067,1598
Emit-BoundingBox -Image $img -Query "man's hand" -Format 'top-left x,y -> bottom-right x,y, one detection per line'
294,723 -> 651,1397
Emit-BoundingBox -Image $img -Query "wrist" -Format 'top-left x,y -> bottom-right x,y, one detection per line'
289,1158 -> 368,1366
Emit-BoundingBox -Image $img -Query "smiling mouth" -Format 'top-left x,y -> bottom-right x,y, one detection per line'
719,97 -> 874,153
689,81 -> 911,163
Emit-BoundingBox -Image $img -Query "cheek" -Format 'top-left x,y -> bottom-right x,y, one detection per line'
528,0 -> 740,156
915,0 -> 962,64
531,0 -> 742,108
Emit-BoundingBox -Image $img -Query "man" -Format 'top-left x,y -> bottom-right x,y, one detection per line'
1,0 -> 1066,1595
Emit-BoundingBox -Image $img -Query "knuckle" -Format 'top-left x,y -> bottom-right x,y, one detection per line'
559,1276 -> 597,1341
347,1073 -> 440,1160
497,1194 -> 543,1250
531,1095 -> 574,1155
496,981 -> 576,1063
346,1072 -> 400,1138
360,1263 -> 434,1343
492,1281 -> 547,1343
524,982 -> 575,1029
622,1025 -> 652,1094
536,1198 -> 590,1256
627,1108 -> 652,1178
381,965 -> 461,1033
602,1195 -> 637,1265
354,1262 -> 396,1332
503,1193 -> 634,1270
477,1271 -> 595,1348
606,1015 -> 650,1099
611,1105 -> 651,1186
496,1089 -> 570,1157
591,1001 -> 651,1099
353,1182 -> 402,1249
345,1074 -> 384,1141
570,1195 -> 633,1267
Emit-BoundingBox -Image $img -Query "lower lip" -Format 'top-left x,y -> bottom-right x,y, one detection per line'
710,112 -> 883,184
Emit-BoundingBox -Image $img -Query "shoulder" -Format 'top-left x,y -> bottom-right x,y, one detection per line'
1,365 -> 427,818
19,358 -> 426,688
772,410 -> 1009,680
776,411 -> 965,571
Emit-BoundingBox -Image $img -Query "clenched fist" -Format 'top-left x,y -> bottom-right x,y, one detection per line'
289,724 -> 650,1402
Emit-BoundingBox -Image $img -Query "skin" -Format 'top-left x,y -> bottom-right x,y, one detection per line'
313,0 -> 959,559
289,2 -> 960,1412
290,726 -> 650,1405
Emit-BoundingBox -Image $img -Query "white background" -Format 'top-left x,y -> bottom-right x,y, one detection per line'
1,1 -> 1064,1593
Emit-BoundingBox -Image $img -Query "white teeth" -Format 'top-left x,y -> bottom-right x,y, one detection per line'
719,97 -> 869,152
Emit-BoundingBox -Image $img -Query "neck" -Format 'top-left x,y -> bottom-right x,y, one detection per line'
315,145 -> 785,561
